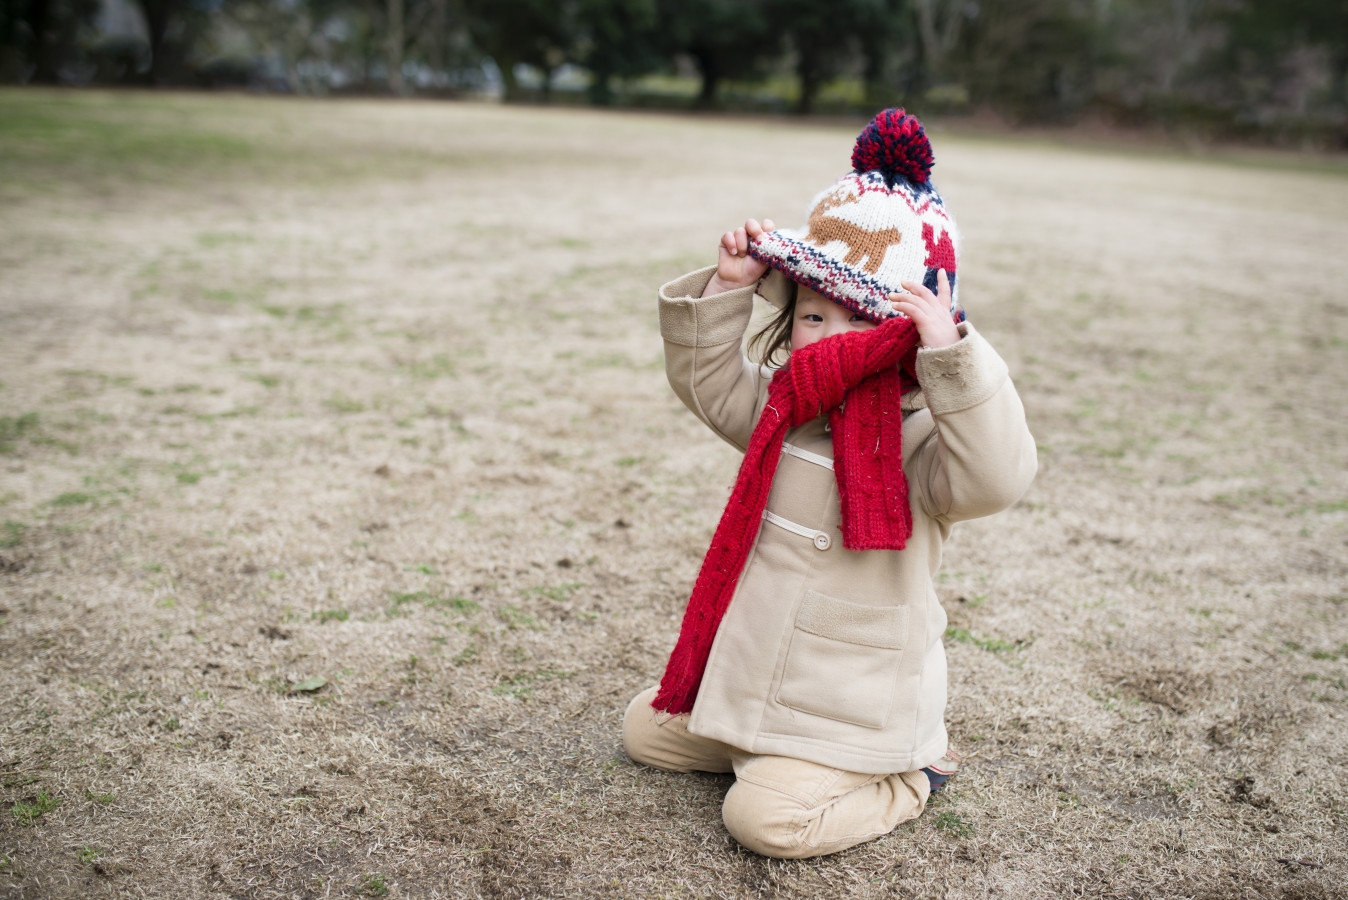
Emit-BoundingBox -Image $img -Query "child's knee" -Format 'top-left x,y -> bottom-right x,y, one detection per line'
621,687 -> 661,766
722,768 -> 927,859
622,687 -> 734,774
721,779 -> 811,859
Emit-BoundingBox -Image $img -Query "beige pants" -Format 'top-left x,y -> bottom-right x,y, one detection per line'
623,687 -> 929,859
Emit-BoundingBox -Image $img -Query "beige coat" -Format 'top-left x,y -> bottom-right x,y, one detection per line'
658,266 -> 1038,775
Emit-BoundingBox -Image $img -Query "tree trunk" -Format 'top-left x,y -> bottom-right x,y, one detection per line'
386,0 -> 405,94
134,0 -> 172,86
1335,50 -> 1348,109
694,51 -> 721,107
914,0 -> 962,84
429,0 -> 447,74
27,0 -> 58,84
588,68 -> 613,105
795,39 -> 821,115
363,0 -> 379,88
862,41 -> 887,109
498,56 -> 521,101
285,55 -> 301,94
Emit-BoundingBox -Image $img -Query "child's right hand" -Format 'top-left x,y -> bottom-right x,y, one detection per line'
703,218 -> 775,296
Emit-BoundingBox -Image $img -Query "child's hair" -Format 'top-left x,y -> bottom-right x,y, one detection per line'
747,280 -> 798,367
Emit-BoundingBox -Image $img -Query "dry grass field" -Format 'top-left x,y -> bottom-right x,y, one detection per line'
1,89 -> 1346,900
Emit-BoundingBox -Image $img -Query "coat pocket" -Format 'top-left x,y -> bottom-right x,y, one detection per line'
775,590 -> 908,729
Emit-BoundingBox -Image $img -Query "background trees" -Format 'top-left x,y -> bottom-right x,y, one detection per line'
655,0 -> 772,107
0,0 -> 1343,144
1,0 -> 101,83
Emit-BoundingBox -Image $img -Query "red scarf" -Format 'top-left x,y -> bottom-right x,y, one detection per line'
653,315 -> 922,715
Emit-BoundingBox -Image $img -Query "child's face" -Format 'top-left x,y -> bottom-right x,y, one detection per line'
791,286 -> 876,353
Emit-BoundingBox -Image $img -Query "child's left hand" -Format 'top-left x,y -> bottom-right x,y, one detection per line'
888,269 -> 961,349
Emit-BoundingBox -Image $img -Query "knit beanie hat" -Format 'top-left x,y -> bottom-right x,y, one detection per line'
749,108 -> 962,325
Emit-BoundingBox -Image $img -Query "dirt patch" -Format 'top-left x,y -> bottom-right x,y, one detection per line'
1115,664 -> 1211,714
1,89 -> 1346,898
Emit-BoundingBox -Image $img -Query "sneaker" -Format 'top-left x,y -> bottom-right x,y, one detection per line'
921,747 -> 963,792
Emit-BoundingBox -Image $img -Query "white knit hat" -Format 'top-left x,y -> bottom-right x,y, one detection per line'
749,108 -> 962,325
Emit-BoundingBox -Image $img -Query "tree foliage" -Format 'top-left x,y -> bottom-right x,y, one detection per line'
1,0 -> 100,83
1,0 -> 1345,142
463,0 -> 574,100
655,0 -> 774,106
958,0 -> 1096,121
574,0 -> 660,104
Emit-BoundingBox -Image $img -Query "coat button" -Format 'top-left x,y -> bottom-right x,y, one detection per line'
814,533 -> 831,551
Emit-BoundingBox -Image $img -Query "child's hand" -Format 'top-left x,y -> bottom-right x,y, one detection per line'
703,218 -> 775,296
889,269 -> 961,349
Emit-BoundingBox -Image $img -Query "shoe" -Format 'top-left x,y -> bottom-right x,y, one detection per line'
921,747 -> 963,792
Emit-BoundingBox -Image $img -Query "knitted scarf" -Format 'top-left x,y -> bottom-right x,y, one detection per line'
653,315 -> 922,715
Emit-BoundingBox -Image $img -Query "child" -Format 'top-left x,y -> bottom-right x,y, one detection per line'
623,109 -> 1038,859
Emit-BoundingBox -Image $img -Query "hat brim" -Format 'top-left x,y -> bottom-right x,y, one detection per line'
749,230 -> 901,325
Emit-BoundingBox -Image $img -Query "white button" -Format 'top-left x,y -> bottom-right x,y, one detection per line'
814,533 -> 831,551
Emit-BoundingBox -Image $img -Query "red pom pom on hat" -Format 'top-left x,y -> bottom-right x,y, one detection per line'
851,108 -> 934,185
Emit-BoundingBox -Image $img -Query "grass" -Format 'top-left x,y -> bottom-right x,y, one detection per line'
0,412 -> 39,453
1,520 -> 25,548
325,395 -> 366,414
522,582 -> 582,602
403,354 -> 457,379
50,491 -> 95,507
496,604 -> 543,630
10,790 -> 60,825
361,874 -> 389,897
932,810 -> 974,838
491,666 -> 572,700
946,627 -> 1025,654
385,590 -> 483,617
0,92 -> 257,191
427,595 -> 480,614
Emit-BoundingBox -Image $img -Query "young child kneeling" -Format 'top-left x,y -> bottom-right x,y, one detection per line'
624,109 -> 1038,859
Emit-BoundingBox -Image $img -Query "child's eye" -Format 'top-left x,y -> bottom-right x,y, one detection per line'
803,314 -> 824,323
850,315 -> 867,322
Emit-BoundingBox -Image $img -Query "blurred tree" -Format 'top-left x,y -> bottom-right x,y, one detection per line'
385,0 -> 401,91
224,0 -> 318,91
1222,0 -> 1348,109
464,0 -> 574,101
1,0 -> 99,83
853,0 -> 920,109
411,0 -> 483,92
133,0 -> 217,84
424,0 -> 449,71
957,0 -> 1095,120
913,0 -> 965,86
573,0 -> 659,105
385,0 -> 469,93
767,0 -> 872,114
654,0 -> 773,107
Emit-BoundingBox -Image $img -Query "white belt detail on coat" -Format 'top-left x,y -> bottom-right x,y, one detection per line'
781,442 -> 833,470
766,443 -> 835,550
762,511 -> 832,551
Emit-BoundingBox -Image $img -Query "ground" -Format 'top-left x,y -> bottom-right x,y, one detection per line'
0,90 -> 1346,899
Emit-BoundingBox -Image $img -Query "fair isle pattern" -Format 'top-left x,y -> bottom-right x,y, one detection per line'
748,150 -> 962,325
753,230 -> 899,323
